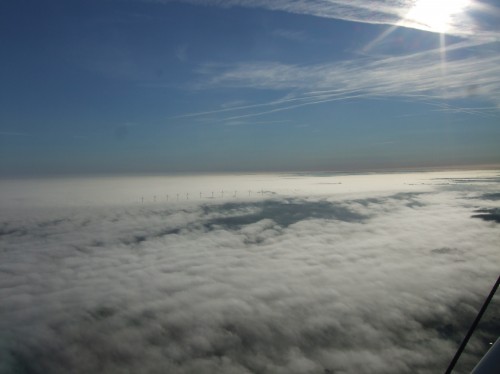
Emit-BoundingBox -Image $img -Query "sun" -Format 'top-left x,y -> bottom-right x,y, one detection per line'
406,0 -> 470,33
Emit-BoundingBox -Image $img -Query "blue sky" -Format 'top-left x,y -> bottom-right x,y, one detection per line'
1,0 -> 499,176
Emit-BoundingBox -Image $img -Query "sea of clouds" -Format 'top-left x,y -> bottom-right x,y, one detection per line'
0,171 -> 499,374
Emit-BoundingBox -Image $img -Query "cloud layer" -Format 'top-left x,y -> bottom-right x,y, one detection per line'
1,172 -> 499,373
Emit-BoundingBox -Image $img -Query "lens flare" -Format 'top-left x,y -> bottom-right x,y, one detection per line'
406,0 -> 470,33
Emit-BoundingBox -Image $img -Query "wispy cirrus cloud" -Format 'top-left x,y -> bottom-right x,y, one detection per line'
180,39 -> 500,120
211,53 -> 499,95
139,0 -> 500,119
149,0 -> 500,40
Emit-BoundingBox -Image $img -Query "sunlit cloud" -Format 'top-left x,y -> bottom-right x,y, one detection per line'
133,0 -> 500,119
404,0 -> 471,33
149,0 -> 499,41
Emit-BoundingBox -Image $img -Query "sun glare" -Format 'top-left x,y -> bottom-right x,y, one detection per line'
406,0 -> 470,33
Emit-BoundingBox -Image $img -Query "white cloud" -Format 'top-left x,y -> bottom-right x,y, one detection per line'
1,171 -> 499,373
185,40 -> 500,119
150,0 -> 500,40
149,0 -> 499,119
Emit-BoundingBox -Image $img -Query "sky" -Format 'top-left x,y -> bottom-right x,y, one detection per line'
1,170 -> 499,373
1,0 -> 500,175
